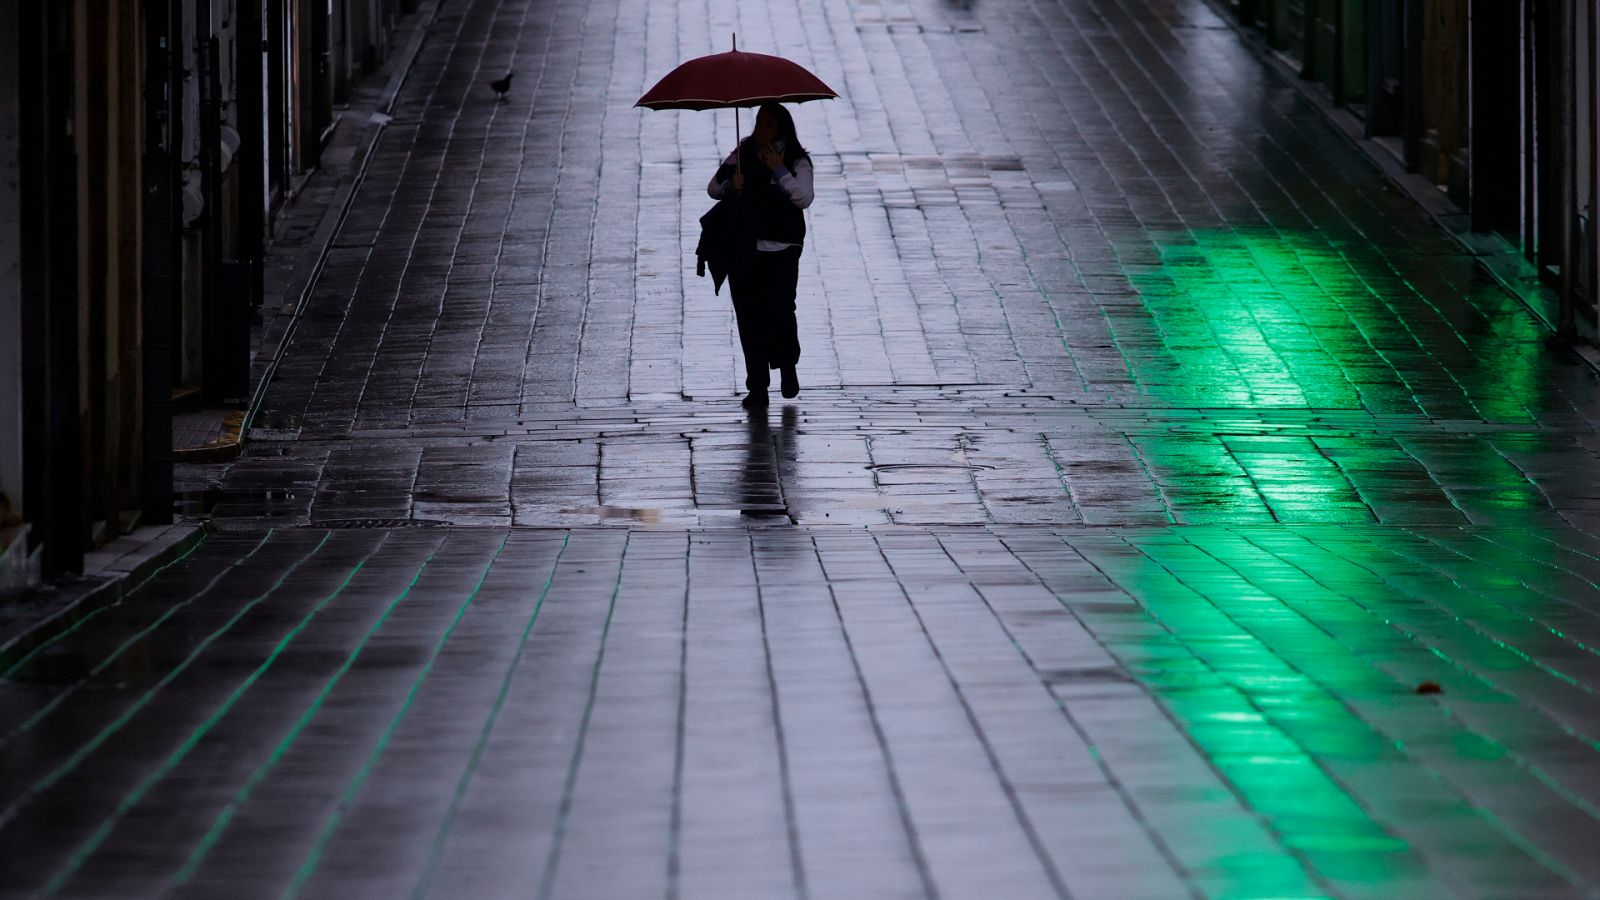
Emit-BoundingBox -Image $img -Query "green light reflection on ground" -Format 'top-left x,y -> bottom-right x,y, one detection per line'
1116,230 -> 1560,524
1085,518 -> 1600,892
1122,229 -> 1549,421
1100,545 -> 1426,892
1073,230 -> 1577,890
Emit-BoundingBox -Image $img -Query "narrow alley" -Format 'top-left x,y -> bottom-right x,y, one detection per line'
4,0 -> 1600,896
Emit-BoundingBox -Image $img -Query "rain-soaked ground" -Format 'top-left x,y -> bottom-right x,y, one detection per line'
6,0 -> 1600,896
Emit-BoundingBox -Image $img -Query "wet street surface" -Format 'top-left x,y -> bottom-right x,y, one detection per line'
8,0 -> 1600,896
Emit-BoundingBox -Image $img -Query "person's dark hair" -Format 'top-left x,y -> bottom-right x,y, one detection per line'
754,102 -> 808,168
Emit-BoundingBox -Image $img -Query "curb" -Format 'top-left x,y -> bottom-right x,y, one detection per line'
238,0 -> 445,447
1201,2 -> 1600,376
0,524 -> 210,675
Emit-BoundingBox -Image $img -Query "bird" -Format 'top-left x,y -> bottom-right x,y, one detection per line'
489,72 -> 513,99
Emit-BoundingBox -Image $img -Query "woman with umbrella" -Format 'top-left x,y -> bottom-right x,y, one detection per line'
707,103 -> 813,409
636,39 -> 836,410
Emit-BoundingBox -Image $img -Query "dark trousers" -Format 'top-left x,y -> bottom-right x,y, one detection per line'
728,245 -> 802,392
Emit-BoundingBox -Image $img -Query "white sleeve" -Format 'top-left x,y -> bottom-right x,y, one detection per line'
775,158 -> 814,209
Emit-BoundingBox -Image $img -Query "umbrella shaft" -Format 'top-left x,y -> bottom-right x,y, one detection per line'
733,32 -> 740,180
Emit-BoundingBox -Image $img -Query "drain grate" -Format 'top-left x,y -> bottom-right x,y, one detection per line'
867,463 -> 994,472
855,23 -> 985,34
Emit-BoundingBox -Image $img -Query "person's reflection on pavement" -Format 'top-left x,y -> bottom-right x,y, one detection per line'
738,406 -> 798,519
776,404 -> 799,484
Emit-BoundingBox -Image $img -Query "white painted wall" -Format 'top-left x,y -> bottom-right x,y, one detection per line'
0,3 -> 23,519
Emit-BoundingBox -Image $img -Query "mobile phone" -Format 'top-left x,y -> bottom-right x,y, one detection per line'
773,139 -> 786,155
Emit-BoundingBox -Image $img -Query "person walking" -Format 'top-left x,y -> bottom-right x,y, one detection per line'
707,103 -> 814,410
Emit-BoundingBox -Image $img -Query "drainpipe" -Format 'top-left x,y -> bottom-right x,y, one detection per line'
1560,0 -> 1578,337
197,0 -> 222,403
1402,0 -> 1424,171
31,3 -> 81,574
1524,0 -> 1536,253
1589,0 -> 1598,328
238,0 -> 264,307
211,32 -> 249,402
141,0 -> 180,526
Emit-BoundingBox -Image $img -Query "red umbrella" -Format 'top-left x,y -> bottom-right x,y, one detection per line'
636,35 -> 838,173
636,40 -> 838,109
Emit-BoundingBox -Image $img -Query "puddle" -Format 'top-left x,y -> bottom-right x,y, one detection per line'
558,505 -> 795,523
175,489 -> 299,516
561,506 -> 665,523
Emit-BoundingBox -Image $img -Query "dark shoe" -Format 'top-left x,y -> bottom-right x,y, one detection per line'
741,390 -> 769,410
780,366 -> 799,399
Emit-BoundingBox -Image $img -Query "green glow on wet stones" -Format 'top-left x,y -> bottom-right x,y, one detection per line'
1469,302 -> 1547,422
1197,710 -> 1266,724
1116,229 -> 1566,524
1125,229 -> 1549,420
1453,732 -> 1509,761
1280,828 -> 1412,855
1128,230 -> 1358,408
1107,538 -> 1431,889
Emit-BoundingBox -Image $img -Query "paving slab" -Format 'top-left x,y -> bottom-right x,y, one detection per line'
2,525 -> 1598,897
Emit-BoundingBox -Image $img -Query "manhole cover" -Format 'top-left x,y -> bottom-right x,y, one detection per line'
306,518 -> 450,528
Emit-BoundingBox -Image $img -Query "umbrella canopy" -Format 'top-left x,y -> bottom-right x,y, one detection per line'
635,48 -> 838,110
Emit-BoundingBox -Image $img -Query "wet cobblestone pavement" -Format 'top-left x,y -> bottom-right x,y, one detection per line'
7,0 -> 1600,896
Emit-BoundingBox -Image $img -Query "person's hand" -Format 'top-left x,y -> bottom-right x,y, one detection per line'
757,143 -> 783,172
732,171 -> 745,192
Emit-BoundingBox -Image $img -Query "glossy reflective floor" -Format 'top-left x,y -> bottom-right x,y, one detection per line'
7,0 -> 1600,896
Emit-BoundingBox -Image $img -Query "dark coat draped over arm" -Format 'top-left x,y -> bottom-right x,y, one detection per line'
696,190 -> 745,295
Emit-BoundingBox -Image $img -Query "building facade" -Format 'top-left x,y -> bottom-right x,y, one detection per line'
0,0 -> 415,590
1219,0 -> 1600,334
